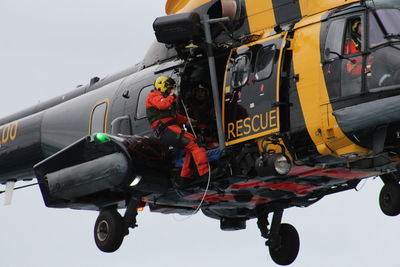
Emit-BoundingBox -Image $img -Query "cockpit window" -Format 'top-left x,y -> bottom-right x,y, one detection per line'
324,9 -> 400,99
369,9 -> 400,47
323,15 -> 364,99
366,9 -> 400,91
255,45 -> 276,81
369,12 -> 386,46
231,54 -> 251,88
324,19 -> 346,60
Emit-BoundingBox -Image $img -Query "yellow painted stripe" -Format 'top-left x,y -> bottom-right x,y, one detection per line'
244,0 -> 275,34
292,17 -> 335,154
292,16 -> 367,156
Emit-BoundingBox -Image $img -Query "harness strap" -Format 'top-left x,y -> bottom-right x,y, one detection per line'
146,106 -> 176,124
155,119 -> 177,135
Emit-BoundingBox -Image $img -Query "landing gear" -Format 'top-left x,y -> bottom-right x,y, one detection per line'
379,174 -> 400,216
94,198 -> 140,253
379,183 -> 400,216
269,223 -> 300,266
94,209 -> 125,252
257,209 -> 300,266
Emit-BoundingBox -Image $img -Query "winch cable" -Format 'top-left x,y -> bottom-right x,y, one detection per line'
172,98 -> 212,221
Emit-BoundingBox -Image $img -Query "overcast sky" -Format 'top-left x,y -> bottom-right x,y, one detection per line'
0,1 -> 399,267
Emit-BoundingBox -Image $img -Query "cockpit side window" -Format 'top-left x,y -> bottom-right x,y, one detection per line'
366,9 -> 400,91
323,15 -> 364,99
255,45 -> 276,81
369,12 -> 386,47
323,18 -> 348,99
375,9 -> 400,36
231,53 -> 251,88
324,19 -> 346,61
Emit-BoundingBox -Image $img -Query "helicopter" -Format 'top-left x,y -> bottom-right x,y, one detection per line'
1,0 -> 400,265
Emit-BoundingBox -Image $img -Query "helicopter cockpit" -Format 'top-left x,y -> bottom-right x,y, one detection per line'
322,5 -> 400,102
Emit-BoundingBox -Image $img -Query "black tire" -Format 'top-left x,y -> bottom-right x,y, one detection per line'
379,183 -> 400,216
269,223 -> 300,266
94,209 -> 125,253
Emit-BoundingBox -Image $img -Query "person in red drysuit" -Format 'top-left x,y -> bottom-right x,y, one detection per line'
146,76 -> 209,183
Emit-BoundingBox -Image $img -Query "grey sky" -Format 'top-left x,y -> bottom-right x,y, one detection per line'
0,1 -> 398,267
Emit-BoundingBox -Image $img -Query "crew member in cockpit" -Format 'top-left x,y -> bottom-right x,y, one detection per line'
146,76 -> 209,185
344,18 -> 362,55
344,18 -> 362,75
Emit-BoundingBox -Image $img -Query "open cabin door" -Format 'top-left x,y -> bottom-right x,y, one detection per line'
223,34 -> 287,146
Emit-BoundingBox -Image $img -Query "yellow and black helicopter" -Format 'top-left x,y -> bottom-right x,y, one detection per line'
1,0 -> 400,265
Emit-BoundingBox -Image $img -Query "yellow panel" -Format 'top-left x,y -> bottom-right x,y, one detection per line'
292,19 -> 325,151
244,0 -> 275,34
165,0 -> 213,14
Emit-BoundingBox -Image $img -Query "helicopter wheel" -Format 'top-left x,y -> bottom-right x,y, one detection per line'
268,223 -> 300,266
379,183 -> 400,216
94,209 -> 125,253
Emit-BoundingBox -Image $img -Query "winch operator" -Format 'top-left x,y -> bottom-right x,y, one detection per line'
145,76 -> 209,186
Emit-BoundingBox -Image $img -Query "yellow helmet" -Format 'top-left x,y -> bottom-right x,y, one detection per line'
154,76 -> 175,93
352,19 -> 361,32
